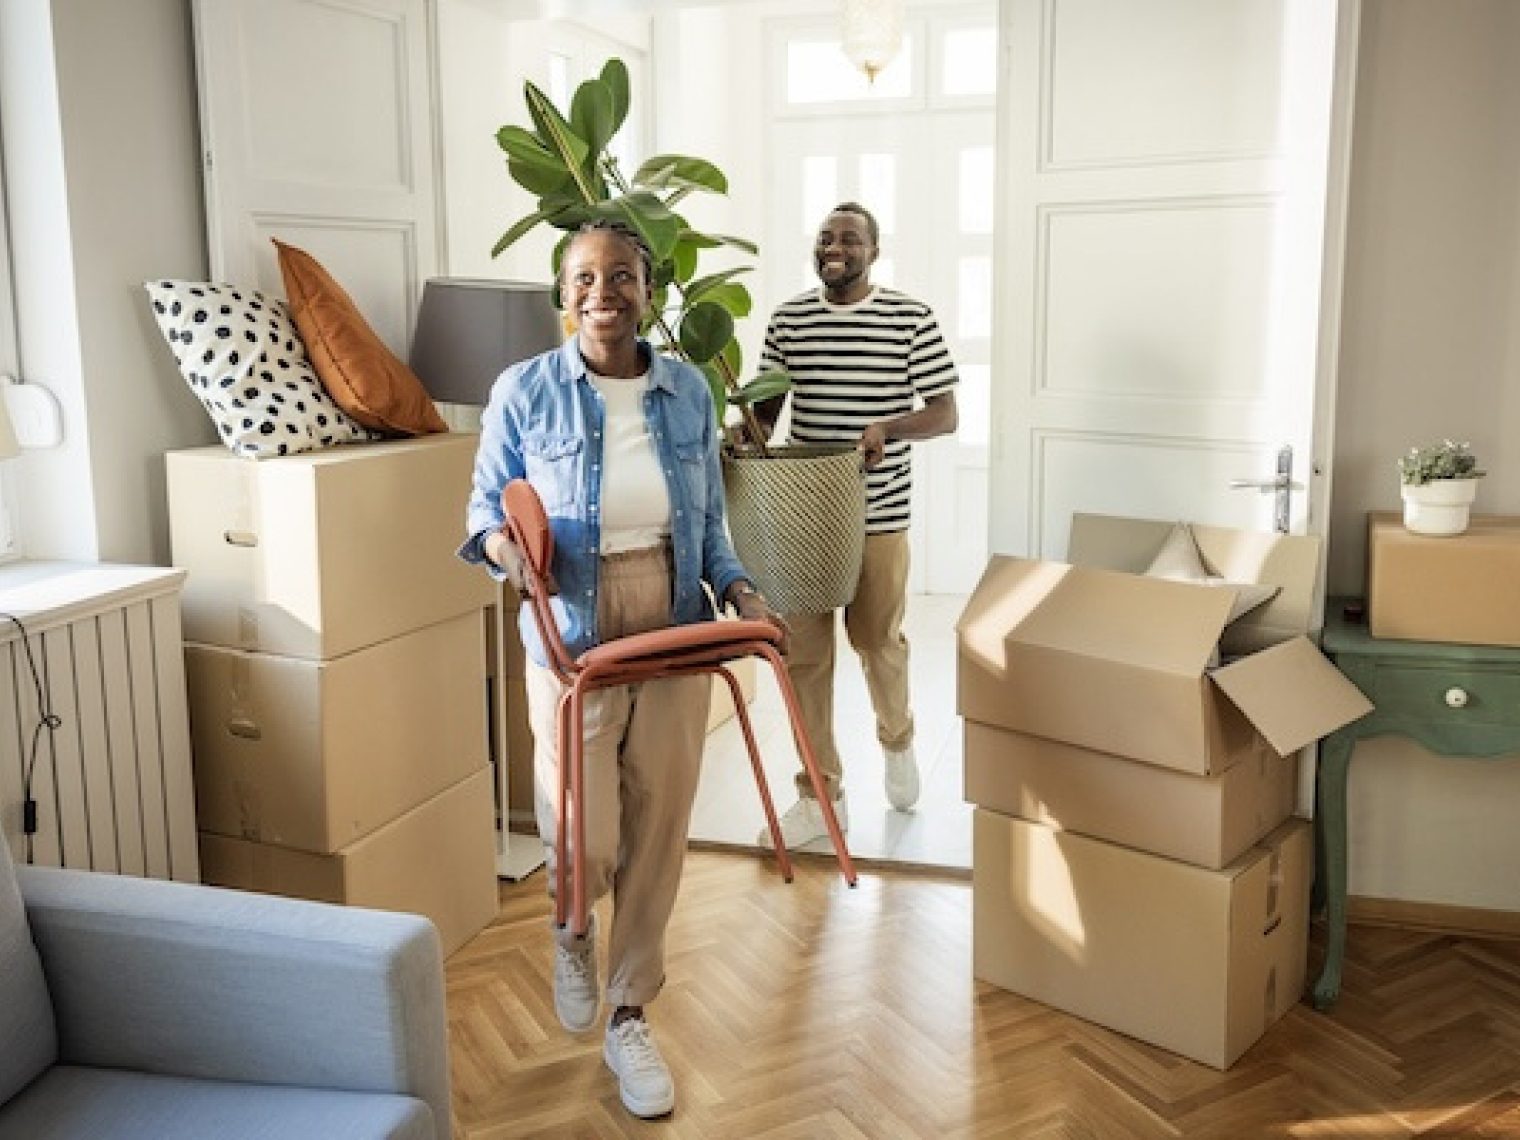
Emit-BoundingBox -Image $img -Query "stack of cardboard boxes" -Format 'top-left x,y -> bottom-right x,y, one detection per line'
166,435 -> 501,956
958,514 -> 1371,1068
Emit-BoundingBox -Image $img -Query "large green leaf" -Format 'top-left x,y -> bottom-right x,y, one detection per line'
632,154 -> 729,195
685,267 -> 751,296
704,232 -> 760,256
671,238 -> 699,284
685,280 -> 751,319
601,59 -> 630,136
570,78 -> 616,159
720,336 -> 742,380
677,301 -> 734,364
498,127 -> 571,195
700,362 -> 728,420
607,193 -> 681,262
524,82 -> 591,183
491,207 -> 555,258
737,369 -> 792,406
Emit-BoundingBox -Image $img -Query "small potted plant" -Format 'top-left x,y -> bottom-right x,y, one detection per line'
1397,439 -> 1485,536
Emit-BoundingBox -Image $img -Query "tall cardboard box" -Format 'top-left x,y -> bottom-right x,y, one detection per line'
957,514 -> 1372,775
200,767 -> 498,958
1367,512 -> 1520,646
973,810 -> 1311,1069
167,435 -> 491,660
963,722 -> 1296,869
185,611 -> 488,852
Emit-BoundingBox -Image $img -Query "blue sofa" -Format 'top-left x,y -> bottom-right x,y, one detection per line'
0,838 -> 451,1139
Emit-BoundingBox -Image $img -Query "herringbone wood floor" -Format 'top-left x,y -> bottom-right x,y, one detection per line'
446,851 -> 1520,1139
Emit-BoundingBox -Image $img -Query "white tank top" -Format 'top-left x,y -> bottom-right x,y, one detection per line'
588,370 -> 672,554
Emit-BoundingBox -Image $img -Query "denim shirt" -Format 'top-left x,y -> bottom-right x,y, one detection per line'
459,338 -> 750,667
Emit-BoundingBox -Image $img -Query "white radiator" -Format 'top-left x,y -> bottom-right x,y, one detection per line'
0,562 -> 198,880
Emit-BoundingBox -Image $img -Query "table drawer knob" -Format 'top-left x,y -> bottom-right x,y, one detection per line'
1444,687 -> 1469,709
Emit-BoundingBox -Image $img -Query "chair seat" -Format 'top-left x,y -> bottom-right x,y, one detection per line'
0,1066 -> 434,1140
577,618 -> 781,669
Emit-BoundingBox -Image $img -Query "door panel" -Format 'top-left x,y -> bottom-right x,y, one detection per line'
992,0 -> 1355,560
192,0 -> 438,356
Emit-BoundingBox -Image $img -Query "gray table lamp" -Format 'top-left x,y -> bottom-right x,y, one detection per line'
409,278 -> 562,405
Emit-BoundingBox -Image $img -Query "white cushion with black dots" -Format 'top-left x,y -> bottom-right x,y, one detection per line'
145,279 -> 381,458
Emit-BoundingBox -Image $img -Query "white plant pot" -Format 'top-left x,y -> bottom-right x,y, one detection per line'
1401,478 -> 1479,537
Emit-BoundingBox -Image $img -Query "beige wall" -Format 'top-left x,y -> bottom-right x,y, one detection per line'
1332,0 -> 1520,909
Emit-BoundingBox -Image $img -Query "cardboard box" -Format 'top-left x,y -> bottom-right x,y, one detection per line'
168,434 -> 492,660
186,611 -> 488,852
963,721 -> 1296,869
973,809 -> 1311,1069
1368,511 -> 1520,646
199,767 -> 498,958
957,514 -> 1372,775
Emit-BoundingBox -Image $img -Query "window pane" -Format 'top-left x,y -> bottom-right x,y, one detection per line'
857,154 -> 896,236
957,364 -> 991,445
958,147 -> 994,235
941,26 -> 997,96
802,157 -> 838,234
958,255 -> 992,339
786,37 -> 913,104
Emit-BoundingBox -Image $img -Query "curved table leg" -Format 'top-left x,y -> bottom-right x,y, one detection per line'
1312,730 -> 1357,1011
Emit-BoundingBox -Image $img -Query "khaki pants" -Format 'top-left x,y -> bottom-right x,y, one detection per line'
784,530 -> 914,801
526,544 -> 710,1009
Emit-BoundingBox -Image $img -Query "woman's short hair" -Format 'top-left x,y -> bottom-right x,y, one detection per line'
564,219 -> 655,285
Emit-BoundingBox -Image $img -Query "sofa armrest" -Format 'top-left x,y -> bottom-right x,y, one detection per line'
16,866 -> 450,1132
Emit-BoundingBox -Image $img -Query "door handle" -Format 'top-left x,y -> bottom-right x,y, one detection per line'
1230,445 -> 1300,533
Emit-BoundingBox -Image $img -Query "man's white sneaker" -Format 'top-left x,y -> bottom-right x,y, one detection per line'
884,745 -> 920,811
553,915 -> 599,1033
604,1016 -> 675,1118
756,792 -> 849,850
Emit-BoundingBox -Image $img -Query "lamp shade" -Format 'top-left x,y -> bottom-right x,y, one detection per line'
409,278 -> 562,406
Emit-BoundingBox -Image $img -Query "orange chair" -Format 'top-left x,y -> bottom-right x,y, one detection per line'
501,479 -> 857,937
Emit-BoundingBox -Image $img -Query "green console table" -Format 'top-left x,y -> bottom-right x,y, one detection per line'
1313,598 -> 1520,1010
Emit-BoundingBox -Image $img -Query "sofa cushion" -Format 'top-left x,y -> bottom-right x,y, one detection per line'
0,841 -> 58,1105
274,240 -> 448,436
0,1066 -> 435,1140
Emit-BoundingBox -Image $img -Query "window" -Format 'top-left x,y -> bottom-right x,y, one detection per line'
0,144 -> 19,561
784,37 -> 914,105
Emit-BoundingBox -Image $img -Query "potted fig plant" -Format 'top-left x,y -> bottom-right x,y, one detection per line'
1397,439 -> 1485,536
491,58 -> 864,611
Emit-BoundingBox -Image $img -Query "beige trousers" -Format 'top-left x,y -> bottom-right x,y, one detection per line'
526,544 -> 710,1008
784,530 -> 914,801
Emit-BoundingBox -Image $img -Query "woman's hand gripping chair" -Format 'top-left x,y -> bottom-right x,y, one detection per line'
0,837 -> 451,1140
501,478 -> 857,938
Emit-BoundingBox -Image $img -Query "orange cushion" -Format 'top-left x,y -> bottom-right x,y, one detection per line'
275,239 -> 447,435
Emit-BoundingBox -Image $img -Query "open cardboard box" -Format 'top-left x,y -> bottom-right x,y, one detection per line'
957,514 -> 1372,776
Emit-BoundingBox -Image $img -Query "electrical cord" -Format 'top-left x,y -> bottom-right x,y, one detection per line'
2,611 -> 60,865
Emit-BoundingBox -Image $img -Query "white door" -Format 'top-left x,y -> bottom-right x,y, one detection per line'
191,0 -> 439,356
767,105 -> 995,596
991,0 -> 1358,563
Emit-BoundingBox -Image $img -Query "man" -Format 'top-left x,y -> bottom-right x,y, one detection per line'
753,201 -> 958,849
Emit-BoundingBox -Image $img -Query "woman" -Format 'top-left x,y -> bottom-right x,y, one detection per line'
460,221 -> 784,1120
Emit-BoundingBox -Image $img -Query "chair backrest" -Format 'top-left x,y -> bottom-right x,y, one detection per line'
502,479 -> 578,679
0,839 -> 59,1102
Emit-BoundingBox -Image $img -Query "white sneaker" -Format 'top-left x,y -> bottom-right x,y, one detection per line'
884,745 -> 920,811
553,915 -> 599,1033
604,1016 -> 675,1118
756,791 -> 849,850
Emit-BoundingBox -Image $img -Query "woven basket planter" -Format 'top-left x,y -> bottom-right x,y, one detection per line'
722,445 -> 866,614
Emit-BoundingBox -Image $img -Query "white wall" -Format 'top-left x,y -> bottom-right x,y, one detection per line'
0,0 -> 211,565
1332,0 -> 1520,909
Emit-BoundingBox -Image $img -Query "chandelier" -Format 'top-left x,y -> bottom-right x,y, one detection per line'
840,0 -> 904,84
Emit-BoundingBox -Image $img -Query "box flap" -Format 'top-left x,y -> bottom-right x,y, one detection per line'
1210,637 -> 1372,755
960,556 -> 1235,677
1068,513 -> 1322,652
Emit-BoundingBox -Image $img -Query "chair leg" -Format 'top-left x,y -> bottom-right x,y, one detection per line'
757,645 -> 858,888
553,689 -> 574,930
567,685 -> 591,938
717,664 -> 793,884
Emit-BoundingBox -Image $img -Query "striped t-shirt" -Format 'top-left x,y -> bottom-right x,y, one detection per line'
760,286 -> 958,533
